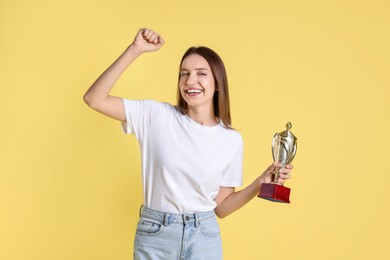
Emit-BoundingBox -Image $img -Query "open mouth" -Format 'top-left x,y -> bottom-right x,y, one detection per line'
185,89 -> 203,96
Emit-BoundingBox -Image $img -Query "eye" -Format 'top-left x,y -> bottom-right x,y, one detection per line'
180,72 -> 189,77
198,72 -> 207,76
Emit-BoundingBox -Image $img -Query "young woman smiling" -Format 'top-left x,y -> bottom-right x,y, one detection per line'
84,28 -> 293,260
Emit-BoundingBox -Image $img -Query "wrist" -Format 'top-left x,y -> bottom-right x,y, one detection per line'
257,175 -> 269,187
254,176 -> 264,189
127,44 -> 144,56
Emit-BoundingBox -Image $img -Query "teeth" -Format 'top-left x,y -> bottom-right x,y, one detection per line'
186,89 -> 202,94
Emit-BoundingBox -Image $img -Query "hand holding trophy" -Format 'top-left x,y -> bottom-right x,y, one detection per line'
258,122 -> 297,203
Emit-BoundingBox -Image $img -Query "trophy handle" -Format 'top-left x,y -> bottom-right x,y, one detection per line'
271,133 -> 279,163
287,142 -> 297,164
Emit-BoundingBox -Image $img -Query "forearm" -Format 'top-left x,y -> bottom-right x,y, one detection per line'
83,44 -> 142,107
214,163 -> 293,218
215,177 -> 262,218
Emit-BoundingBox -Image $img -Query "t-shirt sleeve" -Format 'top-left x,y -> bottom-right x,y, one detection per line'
220,134 -> 243,187
121,99 -> 167,141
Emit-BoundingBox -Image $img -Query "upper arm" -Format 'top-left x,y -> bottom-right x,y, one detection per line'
84,95 -> 126,122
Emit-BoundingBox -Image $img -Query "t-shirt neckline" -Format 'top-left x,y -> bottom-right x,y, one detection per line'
184,114 -> 223,132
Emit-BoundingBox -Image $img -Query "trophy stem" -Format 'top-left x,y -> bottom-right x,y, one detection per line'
272,168 -> 280,184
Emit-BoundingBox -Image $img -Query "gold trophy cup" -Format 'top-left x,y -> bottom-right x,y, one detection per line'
258,122 -> 297,203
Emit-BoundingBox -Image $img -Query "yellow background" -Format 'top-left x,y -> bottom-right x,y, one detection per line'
1,0 -> 389,259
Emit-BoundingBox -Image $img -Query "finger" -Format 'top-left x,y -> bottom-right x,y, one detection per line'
153,35 -> 159,44
141,29 -> 154,42
279,173 -> 291,179
278,167 -> 291,177
141,28 -> 150,37
135,28 -> 147,41
145,29 -> 155,40
150,33 -> 159,44
145,32 -> 160,44
279,167 -> 291,174
154,36 -> 165,49
158,35 -> 165,45
285,164 -> 294,170
273,162 -> 282,168
277,172 -> 291,182
266,163 -> 277,174
138,28 -> 145,36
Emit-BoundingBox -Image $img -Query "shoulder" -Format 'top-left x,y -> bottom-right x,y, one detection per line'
219,126 -> 243,146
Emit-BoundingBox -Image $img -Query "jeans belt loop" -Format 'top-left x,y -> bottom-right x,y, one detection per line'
163,213 -> 169,226
195,213 -> 200,228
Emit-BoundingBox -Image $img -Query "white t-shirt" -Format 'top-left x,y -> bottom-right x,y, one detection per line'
121,99 -> 243,214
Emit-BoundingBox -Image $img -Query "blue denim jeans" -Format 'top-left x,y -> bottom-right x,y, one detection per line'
134,207 -> 222,260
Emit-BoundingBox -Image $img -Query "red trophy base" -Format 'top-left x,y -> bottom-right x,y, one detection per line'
258,183 -> 291,203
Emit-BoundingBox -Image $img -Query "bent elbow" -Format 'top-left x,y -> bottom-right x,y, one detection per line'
83,93 -> 91,106
83,93 -> 97,109
214,208 -> 229,219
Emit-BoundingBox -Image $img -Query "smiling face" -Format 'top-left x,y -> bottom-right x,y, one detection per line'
179,54 -> 216,112
176,46 -> 232,128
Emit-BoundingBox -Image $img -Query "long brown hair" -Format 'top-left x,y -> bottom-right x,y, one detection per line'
176,46 -> 232,129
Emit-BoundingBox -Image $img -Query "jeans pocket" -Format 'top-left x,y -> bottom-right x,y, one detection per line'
136,218 -> 163,236
200,216 -> 220,237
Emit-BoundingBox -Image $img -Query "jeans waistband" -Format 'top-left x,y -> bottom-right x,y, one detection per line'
140,206 -> 215,227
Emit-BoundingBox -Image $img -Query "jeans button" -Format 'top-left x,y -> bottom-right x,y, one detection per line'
185,216 -> 190,221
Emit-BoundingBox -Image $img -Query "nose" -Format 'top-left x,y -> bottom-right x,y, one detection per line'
186,73 -> 197,85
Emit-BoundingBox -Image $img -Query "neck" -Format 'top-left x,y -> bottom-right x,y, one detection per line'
187,107 -> 218,126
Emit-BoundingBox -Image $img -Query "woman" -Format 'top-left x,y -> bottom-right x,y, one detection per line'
84,28 -> 292,259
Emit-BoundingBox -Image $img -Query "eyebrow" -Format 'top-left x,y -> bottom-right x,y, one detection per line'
180,68 -> 209,71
